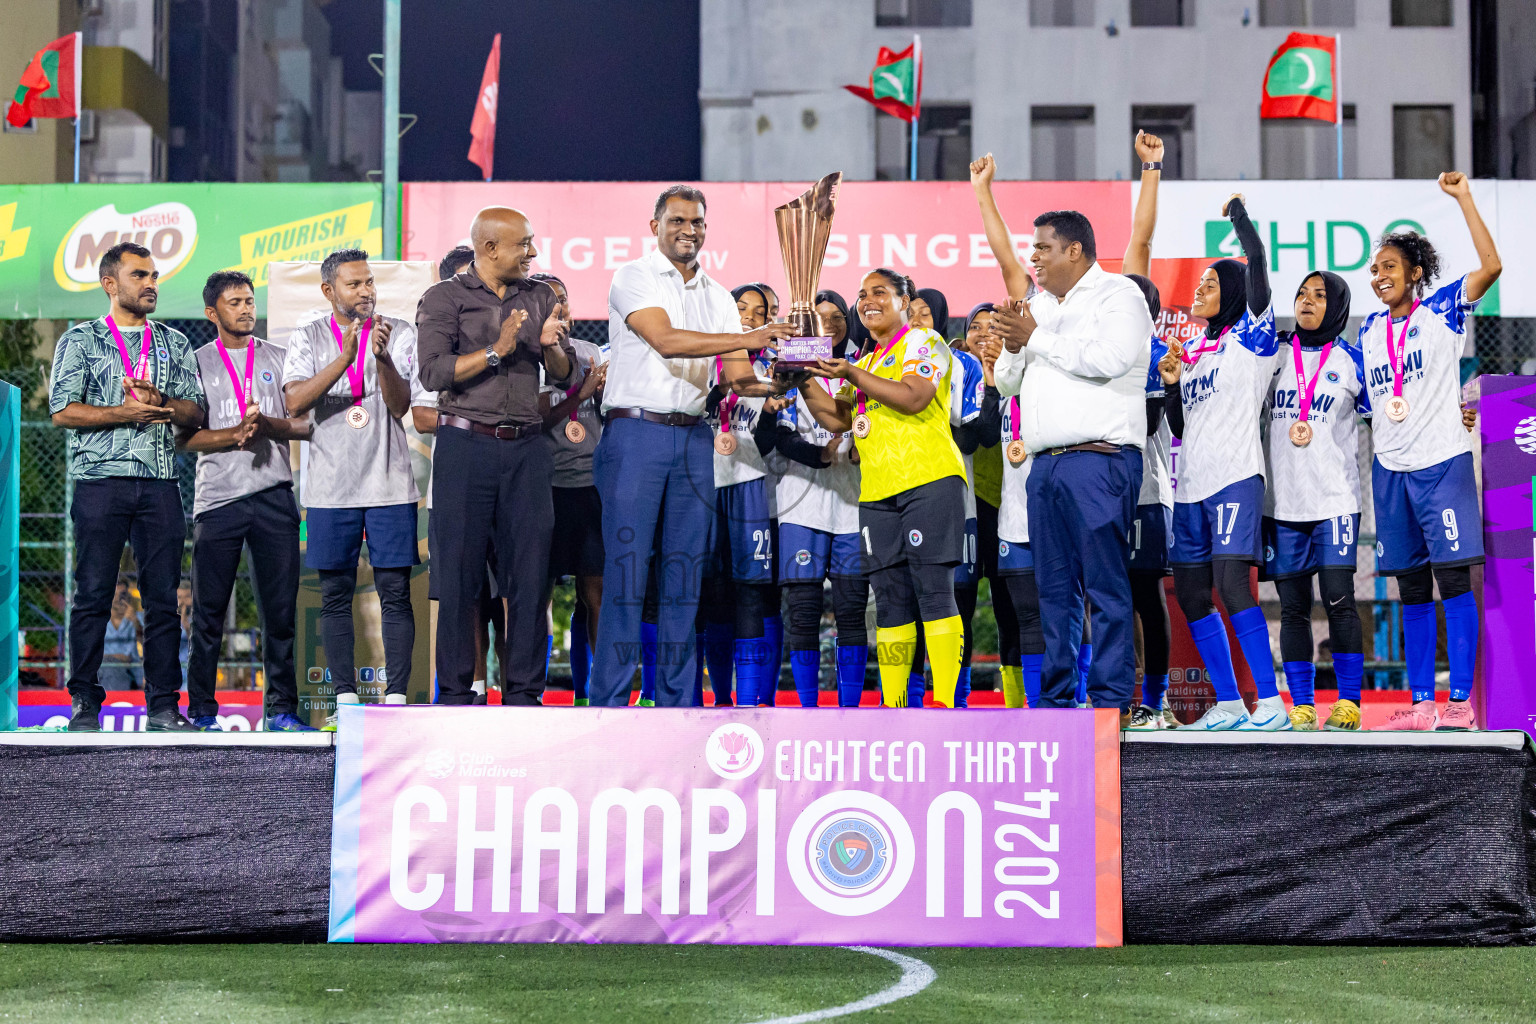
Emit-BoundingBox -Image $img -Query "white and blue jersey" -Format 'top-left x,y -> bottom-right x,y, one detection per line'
1175,304 -> 1279,505
1140,335 -> 1173,510
996,394 -> 1034,575
1360,276 -> 1478,474
713,351 -> 774,490
950,346 -> 984,583
773,384 -> 860,538
1263,337 -> 1369,523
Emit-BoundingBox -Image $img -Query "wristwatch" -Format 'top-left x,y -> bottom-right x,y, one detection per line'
484,345 -> 501,368
1142,161 -> 1163,171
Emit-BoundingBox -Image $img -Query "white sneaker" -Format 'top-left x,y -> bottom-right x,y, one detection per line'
1161,696 -> 1179,729
336,691 -> 361,705
1176,703 -> 1252,731
1240,695 -> 1293,731
384,693 -> 408,706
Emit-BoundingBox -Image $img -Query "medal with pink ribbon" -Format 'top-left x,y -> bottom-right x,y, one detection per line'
1179,325 -> 1231,366
327,316 -> 372,428
1287,340 -> 1333,447
1005,395 -> 1027,465
563,377 -> 587,444
1383,300 -> 1420,423
713,356 -> 739,455
851,324 -> 910,439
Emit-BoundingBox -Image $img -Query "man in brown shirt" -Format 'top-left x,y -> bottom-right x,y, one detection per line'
416,206 -> 578,705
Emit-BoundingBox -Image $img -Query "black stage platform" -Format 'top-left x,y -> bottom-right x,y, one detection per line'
2,730 -> 1532,945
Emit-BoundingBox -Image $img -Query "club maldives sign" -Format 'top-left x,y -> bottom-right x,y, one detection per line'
328,705 -> 1123,946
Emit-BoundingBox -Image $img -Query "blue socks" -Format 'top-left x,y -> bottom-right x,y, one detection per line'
907,670 -> 925,709
1189,612 -> 1241,702
1334,651 -> 1363,704
955,666 -> 971,708
1283,660 -> 1316,707
1141,673 -> 1168,711
836,644 -> 867,707
763,614 -> 784,705
1075,643 -> 1092,704
704,622 -> 734,705
570,613 -> 590,703
1023,653 -> 1043,708
639,622 -> 658,703
1230,606 -> 1278,699
733,639 -> 761,707
791,648 -> 820,707
1402,601 -> 1437,703
544,634 -> 553,681
1443,592 -> 1478,702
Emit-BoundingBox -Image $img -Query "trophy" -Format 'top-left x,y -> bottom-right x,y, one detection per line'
771,171 -> 842,379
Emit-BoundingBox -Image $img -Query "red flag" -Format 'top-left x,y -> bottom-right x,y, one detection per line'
843,41 -> 922,123
467,34 -> 501,181
7,33 -> 81,128
1259,32 -> 1339,123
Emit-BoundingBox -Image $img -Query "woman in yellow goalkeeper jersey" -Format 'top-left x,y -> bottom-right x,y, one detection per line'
799,268 -> 968,708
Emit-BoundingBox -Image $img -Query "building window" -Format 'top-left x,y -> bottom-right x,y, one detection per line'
1262,104 -> 1357,178
875,0 -> 973,27
1129,0 -> 1191,26
1259,0 -> 1355,27
876,105 -> 973,180
1131,105 -> 1195,179
1032,106 -> 1095,181
1390,0 -> 1451,26
1393,105 -> 1454,178
1030,0 -> 1095,27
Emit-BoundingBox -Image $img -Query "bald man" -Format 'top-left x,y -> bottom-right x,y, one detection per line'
417,207 -> 578,706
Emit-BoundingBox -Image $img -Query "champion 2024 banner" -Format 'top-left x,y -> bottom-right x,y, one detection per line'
328,705 -> 1123,946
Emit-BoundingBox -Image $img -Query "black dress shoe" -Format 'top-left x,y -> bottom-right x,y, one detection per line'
145,709 -> 199,732
68,698 -> 101,732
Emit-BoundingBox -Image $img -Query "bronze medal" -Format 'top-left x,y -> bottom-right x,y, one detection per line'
1006,439 -> 1028,465
1385,395 -> 1409,422
564,420 -> 587,444
714,432 -> 737,456
851,413 -> 872,439
346,405 -> 370,429
1288,421 -> 1313,447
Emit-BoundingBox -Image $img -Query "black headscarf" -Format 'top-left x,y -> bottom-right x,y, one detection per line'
1203,259 -> 1249,339
1292,271 -> 1351,347
964,302 -> 996,332
814,289 -> 852,359
917,287 -> 951,340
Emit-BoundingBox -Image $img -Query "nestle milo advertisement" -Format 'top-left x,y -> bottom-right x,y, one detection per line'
0,183 -> 384,319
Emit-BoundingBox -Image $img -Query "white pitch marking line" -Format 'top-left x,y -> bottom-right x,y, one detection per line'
750,945 -> 936,1024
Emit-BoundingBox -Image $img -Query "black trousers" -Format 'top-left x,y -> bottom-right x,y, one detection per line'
67,478 -> 185,715
432,425 -> 554,706
187,485 -> 301,719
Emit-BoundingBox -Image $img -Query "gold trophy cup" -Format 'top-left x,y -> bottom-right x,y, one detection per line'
772,171 -> 842,375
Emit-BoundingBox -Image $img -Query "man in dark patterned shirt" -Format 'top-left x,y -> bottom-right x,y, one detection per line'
49,241 -> 206,731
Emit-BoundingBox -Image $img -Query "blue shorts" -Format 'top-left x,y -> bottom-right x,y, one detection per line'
953,517 -> 980,586
1263,515 -> 1358,580
1130,503 -> 1172,575
1172,475 -> 1265,566
779,524 -> 863,581
715,478 -> 774,583
996,538 -> 1034,576
306,503 -> 419,571
1371,453 -> 1484,575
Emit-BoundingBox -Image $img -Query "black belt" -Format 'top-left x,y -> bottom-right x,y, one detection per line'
437,413 -> 541,440
605,407 -> 702,427
1042,441 -> 1126,456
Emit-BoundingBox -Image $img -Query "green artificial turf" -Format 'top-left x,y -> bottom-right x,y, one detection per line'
1,943 -> 1534,1023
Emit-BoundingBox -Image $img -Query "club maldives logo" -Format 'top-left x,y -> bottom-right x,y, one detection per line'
704,723 -> 764,779
422,749 -> 456,780
53,202 -> 199,291
787,792 -> 915,915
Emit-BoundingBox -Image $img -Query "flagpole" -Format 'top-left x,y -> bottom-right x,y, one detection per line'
72,116 -> 80,183
1335,34 -> 1343,180
908,34 -> 921,182
383,0 -> 401,259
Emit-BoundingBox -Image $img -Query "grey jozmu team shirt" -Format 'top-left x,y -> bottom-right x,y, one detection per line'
281,313 -> 421,509
192,338 -> 295,517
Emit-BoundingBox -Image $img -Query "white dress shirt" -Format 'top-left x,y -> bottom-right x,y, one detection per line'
604,246 -> 742,416
994,263 -> 1153,452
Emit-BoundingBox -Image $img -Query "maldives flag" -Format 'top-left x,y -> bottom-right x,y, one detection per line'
467,33 -> 500,180
1260,32 -> 1338,123
843,39 -> 922,123
6,33 -> 81,128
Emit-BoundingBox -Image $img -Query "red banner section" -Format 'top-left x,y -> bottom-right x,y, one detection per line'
403,181 -> 1132,320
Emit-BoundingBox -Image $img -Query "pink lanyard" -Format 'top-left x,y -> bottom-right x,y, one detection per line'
1384,300 -> 1421,401
856,324 -> 912,418
714,356 -> 740,436
105,316 -> 153,385
564,378 -> 583,423
326,316 -> 371,406
1179,325 -> 1231,365
1007,395 -> 1021,442
215,338 -> 257,412
1291,340 -> 1334,425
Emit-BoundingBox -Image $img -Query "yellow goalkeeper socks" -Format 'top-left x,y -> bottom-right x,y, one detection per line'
875,623 -> 918,707
923,615 -> 965,708
999,664 -> 1026,709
